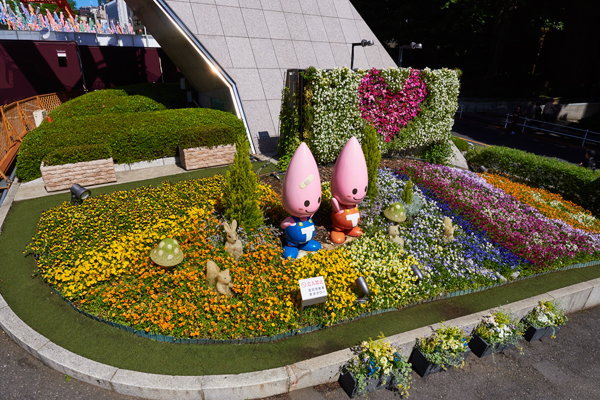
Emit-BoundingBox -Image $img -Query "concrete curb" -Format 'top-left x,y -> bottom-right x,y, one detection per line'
2,278 -> 599,399
2,168 -> 600,399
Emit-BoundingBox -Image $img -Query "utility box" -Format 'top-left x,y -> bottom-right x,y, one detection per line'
33,110 -> 48,127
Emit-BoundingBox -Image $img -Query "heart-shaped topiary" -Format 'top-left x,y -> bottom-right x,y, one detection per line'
358,68 -> 427,142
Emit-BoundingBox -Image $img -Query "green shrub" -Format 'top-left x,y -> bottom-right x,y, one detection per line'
466,146 -> 600,216
401,178 -> 413,205
119,83 -> 189,110
42,144 -> 112,166
221,136 -> 264,232
418,138 -> 454,165
178,124 -> 241,150
362,125 -> 381,199
451,135 -> 470,152
277,87 -> 301,162
17,108 -> 244,182
49,89 -> 166,121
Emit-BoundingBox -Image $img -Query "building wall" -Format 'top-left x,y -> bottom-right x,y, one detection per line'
154,0 -> 397,154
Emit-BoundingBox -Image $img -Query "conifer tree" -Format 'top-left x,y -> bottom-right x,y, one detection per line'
222,136 -> 264,232
402,178 -> 413,205
362,125 -> 381,199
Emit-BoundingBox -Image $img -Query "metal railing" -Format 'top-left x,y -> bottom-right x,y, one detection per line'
504,114 -> 600,146
0,90 -> 85,179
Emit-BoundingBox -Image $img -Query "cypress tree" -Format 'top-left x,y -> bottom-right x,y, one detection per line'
402,178 -> 413,205
362,125 -> 381,199
222,136 -> 264,232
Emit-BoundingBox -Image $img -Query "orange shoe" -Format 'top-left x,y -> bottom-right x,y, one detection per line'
347,226 -> 363,237
330,231 -> 346,244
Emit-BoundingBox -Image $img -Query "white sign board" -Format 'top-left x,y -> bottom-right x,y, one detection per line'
299,276 -> 328,307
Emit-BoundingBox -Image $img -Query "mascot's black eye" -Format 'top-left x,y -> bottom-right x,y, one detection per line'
352,188 -> 358,195
304,200 -> 310,207
318,196 -> 321,203
365,186 -> 368,192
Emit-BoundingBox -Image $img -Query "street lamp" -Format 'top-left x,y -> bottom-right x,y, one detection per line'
396,42 -> 422,68
350,39 -> 374,70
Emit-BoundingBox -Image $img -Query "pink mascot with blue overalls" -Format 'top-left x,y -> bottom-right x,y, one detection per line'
281,142 -> 322,260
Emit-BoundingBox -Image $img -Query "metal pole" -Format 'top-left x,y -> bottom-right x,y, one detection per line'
350,45 -> 355,70
398,48 -> 403,68
504,114 -> 509,129
522,117 -> 527,132
583,129 -> 589,146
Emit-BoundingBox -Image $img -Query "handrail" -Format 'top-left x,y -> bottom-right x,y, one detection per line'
504,113 -> 600,147
0,90 -> 85,179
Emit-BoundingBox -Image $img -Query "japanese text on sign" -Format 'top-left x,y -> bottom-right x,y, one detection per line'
299,276 -> 328,304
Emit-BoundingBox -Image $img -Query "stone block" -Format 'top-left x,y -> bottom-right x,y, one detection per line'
37,342 -> 117,391
286,348 -> 353,390
0,306 -> 50,359
40,158 -> 116,192
583,278 -> 600,309
179,144 -> 236,170
110,369 -> 203,400
203,368 -> 289,400
128,159 -> 165,170
547,282 -> 594,313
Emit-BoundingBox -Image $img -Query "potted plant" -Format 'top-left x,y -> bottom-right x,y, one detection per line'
408,324 -> 471,377
469,310 -> 524,358
522,300 -> 568,342
338,334 -> 412,398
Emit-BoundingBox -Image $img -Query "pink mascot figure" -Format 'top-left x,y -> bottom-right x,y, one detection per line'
330,136 -> 368,244
281,142 -> 322,260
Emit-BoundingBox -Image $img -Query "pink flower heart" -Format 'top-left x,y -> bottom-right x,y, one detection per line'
358,68 -> 427,141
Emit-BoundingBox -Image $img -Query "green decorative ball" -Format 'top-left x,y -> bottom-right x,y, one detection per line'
383,202 -> 407,223
150,238 -> 184,267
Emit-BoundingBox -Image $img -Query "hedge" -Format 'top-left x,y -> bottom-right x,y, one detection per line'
42,144 -> 112,166
48,89 -> 167,121
17,108 -> 244,182
283,67 -> 459,164
466,146 -> 600,216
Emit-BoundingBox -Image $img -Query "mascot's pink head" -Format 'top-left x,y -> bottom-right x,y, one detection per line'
331,136 -> 368,206
282,142 -> 322,217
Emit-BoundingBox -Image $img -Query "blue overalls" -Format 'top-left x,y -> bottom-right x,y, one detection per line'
283,216 -> 321,260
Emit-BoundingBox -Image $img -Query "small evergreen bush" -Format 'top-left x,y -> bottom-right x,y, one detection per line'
42,144 -> 112,166
451,136 -> 470,152
361,125 -> 381,199
418,138 -> 453,165
17,108 -> 244,182
48,89 -> 166,121
466,146 -> 600,216
277,87 -> 301,171
221,136 -> 264,232
401,178 -> 413,204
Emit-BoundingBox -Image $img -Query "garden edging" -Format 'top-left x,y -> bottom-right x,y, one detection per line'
1,271 -> 600,399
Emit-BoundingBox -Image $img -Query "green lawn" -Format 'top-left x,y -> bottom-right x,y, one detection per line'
0,162 -> 599,375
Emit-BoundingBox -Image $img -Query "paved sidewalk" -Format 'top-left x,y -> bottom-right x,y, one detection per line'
261,304 -> 600,400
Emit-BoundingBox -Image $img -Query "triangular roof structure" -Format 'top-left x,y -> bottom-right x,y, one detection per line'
125,0 -> 396,154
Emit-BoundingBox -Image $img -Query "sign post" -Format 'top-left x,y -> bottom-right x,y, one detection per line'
298,276 -> 328,323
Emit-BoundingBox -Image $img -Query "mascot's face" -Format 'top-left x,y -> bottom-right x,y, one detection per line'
331,136 -> 368,206
282,142 -> 322,217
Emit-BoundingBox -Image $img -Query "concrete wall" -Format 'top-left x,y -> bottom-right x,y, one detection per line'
125,0 -> 396,155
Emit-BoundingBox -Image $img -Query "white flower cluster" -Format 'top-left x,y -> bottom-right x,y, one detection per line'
306,67 -> 460,164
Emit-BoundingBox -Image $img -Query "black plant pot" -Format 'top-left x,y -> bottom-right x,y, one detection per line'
408,347 -> 470,378
523,323 -> 562,342
338,368 -> 394,398
468,334 -> 515,358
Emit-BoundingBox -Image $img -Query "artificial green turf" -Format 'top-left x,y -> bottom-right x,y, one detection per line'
1,162 -> 599,375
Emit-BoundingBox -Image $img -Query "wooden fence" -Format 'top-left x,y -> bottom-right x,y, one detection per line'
0,90 -> 85,180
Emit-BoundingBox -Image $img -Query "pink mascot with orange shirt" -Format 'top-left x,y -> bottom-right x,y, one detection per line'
330,137 -> 369,244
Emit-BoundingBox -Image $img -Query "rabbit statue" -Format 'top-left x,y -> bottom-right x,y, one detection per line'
442,217 -> 456,243
223,219 -> 243,261
205,260 -> 234,297
216,268 -> 234,297
388,225 -> 404,249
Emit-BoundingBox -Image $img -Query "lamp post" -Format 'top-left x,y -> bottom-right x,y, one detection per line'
350,39 -> 374,70
396,42 -> 422,68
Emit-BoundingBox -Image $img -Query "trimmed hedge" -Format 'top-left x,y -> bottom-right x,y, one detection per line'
119,83 -> 189,110
466,146 -> 600,216
178,124 -> 240,150
451,136 -> 470,152
42,144 -> 112,166
48,89 -> 167,121
17,108 -> 244,182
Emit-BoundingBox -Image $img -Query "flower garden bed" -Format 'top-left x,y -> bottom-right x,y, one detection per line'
26,159 -> 600,342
